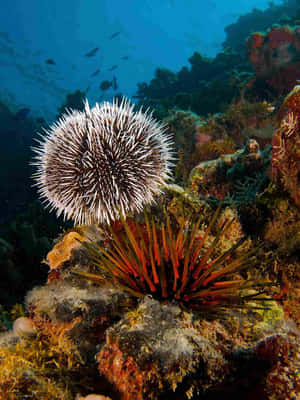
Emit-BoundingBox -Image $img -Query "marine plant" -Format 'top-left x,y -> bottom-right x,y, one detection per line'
74,207 -> 269,313
0,317 -> 84,400
32,98 -> 173,225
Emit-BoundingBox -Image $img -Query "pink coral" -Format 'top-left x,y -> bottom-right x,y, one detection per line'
247,26 -> 300,94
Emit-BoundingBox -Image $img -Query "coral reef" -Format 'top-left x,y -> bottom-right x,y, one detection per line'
135,1 -> 299,121
271,85 -> 300,206
136,50 -> 251,119
97,297 -> 228,400
0,183 -> 298,399
223,0 -> 299,53
0,316 -> 88,399
97,296 -> 298,400
264,197 -> 300,258
1,34 -> 300,399
194,99 -> 276,148
163,109 -> 204,184
163,99 -> 275,186
247,25 -> 300,95
189,139 -> 270,205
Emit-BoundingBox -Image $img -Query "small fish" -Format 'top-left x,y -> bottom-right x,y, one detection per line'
112,76 -> 118,90
108,65 -> 118,71
91,69 -> 100,77
109,31 -> 120,39
45,58 -> 56,65
85,47 -> 99,57
100,80 -> 112,91
121,56 -> 129,60
14,108 -> 30,120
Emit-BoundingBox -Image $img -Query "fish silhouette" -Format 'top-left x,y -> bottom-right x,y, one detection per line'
100,80 -> 112,91
85,47 -> 99,57
91,69 -> 100,77
109,31 -> 121,39
45,59 -> 56,65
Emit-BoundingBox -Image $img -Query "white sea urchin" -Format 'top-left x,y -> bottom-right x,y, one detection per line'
32,98 -> 173,225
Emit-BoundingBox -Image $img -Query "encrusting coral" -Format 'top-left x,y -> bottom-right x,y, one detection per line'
2,187 -> 296,399
189,138 -> 271,205
96,295 -> 298,400
97,297 -> 229,400
46,231 -> 84,270
1,84 -> 299,399
271,85 -> 300,206
247,25 -> 300,95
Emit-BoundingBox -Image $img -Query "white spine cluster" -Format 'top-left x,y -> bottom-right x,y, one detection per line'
32,98 -> 174,225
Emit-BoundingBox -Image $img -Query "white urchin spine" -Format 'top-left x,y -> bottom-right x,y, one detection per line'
32,97 -> 174,225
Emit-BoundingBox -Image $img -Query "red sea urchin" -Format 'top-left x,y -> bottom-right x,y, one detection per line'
32,98 -> 173,225
76,208 -> 269,312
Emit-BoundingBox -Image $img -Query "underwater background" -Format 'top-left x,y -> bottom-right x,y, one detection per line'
0,0 -> 299,399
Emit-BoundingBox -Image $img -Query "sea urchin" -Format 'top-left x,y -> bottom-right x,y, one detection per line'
32,98 -> 173,225
75,208 -> 270,313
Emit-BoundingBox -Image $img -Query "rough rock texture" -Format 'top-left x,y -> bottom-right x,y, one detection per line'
96,297 -> 295,400
247,25 -> 300,95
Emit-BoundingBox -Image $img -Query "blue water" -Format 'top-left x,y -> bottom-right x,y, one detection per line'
0,0 -> 282,122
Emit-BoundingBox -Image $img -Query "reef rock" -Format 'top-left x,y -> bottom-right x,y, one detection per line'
247,25 -> 300,94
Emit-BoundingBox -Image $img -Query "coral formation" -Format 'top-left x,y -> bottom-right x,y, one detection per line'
0,187 -> 298,399
271,85 -> 300,206
1,17 -> 300,398
224,0 -> 299,52
161,98 -> 275,186
136,50 -> 252,118
247,25 -> 300,95
33,98 -> 173,225
189,139 -> 270,205
46,231 -> 85,270
163,109 -> 204,184
96,296 -> 297,400
97,297 -> 228,400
